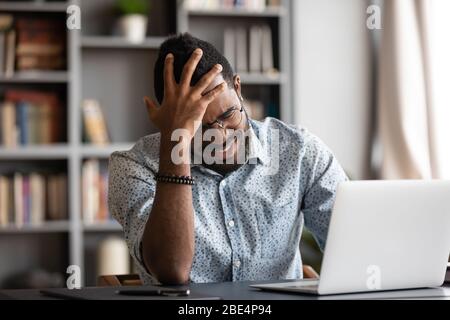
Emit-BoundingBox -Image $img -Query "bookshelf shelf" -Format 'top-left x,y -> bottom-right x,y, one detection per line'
240,73 -> 286,85
0,221 -> 70,234
186,7 -> 286,18
0,1 -> 69,13
0,71 -> 69,84
80,143 -> 134,158
81,36 -> 166,50
0,145 -> 70,159
83,221 -> 122,232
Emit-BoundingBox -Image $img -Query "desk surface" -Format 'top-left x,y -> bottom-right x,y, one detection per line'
1,281 -> 450,300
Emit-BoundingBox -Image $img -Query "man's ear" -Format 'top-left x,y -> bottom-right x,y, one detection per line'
233,75 -> 242,99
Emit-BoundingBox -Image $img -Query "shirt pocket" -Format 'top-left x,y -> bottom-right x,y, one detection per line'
255,197 -> 301,259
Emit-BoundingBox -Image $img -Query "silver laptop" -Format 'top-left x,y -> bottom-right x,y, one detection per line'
251,180 -> 450,295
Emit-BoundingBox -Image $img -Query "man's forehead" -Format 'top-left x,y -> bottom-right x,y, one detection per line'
202,76 -> 236,122
203,73 -> 226,95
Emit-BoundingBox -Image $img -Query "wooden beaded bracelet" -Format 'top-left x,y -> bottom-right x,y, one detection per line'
155,174 -> 195,185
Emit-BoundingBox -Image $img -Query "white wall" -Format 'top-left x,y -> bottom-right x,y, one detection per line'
292,0 -> 373,179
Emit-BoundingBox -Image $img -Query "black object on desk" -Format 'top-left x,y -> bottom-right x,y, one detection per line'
116,288 -> 190,297
39,286 -> 219,300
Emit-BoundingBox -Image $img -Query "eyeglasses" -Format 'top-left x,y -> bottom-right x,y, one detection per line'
203,106 -> 245,131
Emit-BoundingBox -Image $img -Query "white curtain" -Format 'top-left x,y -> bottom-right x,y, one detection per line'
378,0 -> 450,179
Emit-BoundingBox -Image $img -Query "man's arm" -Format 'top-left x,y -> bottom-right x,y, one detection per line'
141,49 -> 226,284
141,139 -> 194,284
300,131 -> 348,251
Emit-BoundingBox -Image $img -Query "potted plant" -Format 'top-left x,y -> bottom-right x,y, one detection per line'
116,0 -> 150,43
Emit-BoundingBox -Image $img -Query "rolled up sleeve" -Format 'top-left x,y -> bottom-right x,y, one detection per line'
108,151 -> 158,284
300,132 -> 348,251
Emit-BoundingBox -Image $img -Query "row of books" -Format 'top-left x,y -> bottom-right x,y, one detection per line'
82,159 -> 111,225
246,99 -> 279,120
0,14 -> 66,77
0,90 -> 64,147
224,24 -> 276,75
0,173 -> 68,228
245,99 -> 265,121
185,0 -> 281,10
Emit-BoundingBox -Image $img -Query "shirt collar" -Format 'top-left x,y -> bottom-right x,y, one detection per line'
247,120 -> 269,166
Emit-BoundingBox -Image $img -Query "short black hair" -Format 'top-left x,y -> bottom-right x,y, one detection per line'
154,33 -> 235,104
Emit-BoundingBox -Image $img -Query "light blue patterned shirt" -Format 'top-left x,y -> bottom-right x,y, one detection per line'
108,118 -> 348,284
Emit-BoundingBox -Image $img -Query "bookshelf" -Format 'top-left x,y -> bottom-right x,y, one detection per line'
0,220 -> 70,234
186,7 -> 287,18
0,71 -> 69,83
0,2 -> 69,13
0,0 -> 292,288
177,0 -> 292,120
81,36 -> 165,49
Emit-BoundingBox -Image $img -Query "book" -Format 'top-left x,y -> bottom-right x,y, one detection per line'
97,173 -> 109,222
223,28 -> 236,72
82,100 -> 110,145
5,29 -> 16,78
0,176 -> 9,226
235,27 -> 248,73
13,173 -> 23,228
82,159 -> 100,225
27,104 -> 40,145
1,102 -> 17,147
30,173 -> 45,225
249,25 -> 263,73
23,175 -> 31,225
16,101 -> 29,145
58,174 -> 68,220
47,175 -> 58,221
0,14 -> 13,76
261,24 -> 276,74
38,102 -> 53,144
47,174 -> 68,221
7,177 -> 14,225
56,174 -> 68,220
0,32 -> 5,77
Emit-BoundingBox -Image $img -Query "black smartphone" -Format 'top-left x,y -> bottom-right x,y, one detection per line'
116,288 -> 190,297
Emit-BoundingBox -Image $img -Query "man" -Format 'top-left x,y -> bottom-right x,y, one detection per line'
108,33 -> 347,285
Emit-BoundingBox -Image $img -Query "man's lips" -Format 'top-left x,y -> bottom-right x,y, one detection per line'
216,139 -> 235,154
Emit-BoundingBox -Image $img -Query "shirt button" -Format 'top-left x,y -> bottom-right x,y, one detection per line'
228,220 -> 235,228
234,260 -> 241,268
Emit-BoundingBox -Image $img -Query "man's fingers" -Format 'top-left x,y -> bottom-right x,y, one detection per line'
200,82 -> 227,105
192,64 -> 223,97
144,96 -> 158,121
180,48 -> 203,90
164,53 -> 175,93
